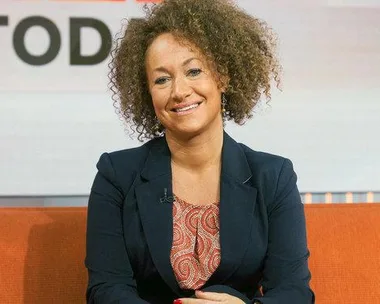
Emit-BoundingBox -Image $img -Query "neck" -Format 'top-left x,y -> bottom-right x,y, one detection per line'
165,124 -> 224,172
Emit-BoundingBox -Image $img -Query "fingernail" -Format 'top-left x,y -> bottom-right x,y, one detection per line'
173,300 -> 182,304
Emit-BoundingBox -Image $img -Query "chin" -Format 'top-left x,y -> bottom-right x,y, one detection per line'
163,121 -> 202,137
172,123 -> 222,140
165,114 -> 223,139
174,126 -> 205,138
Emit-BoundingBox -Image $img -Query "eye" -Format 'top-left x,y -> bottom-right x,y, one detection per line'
154,77 -> 169,85
187,68 -> 202,77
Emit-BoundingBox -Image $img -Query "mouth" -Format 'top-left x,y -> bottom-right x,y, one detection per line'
171,102 -> 202,113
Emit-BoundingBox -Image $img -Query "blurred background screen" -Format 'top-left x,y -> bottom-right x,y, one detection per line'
0,0 -> 379,205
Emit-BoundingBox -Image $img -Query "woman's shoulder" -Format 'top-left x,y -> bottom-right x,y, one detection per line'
107,142 -> 150,163
225,132 -> 291,172
96,137 -> 161,175
239,143 -> 292,170
237,143 -> 298,208
93,138 -> 164,195
236,142 -> 297,190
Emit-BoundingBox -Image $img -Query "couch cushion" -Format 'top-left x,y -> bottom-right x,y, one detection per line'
305,203 -> 380,304
1,204 -> 380,304
0,207 -> 87,304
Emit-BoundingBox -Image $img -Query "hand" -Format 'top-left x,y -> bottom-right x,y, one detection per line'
176,290 -> 246,304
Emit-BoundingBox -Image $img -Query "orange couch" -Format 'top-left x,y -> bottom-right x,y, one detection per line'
1,207 -> 87,304
1,204 -> 379,303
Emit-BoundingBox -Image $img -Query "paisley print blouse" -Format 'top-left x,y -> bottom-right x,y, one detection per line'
170,196 -> 221,290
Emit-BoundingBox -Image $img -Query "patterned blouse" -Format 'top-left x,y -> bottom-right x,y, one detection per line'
170,196 -> 221,290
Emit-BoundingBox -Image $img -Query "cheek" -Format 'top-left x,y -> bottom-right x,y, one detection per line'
151,91 -> 168,111
205,86 -> 222,107
197,78 -> 221,100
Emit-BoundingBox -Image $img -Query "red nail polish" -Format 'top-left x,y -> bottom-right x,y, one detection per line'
173,300 -> 182,304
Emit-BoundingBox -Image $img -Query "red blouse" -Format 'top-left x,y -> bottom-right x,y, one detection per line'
170,196 -> 221,290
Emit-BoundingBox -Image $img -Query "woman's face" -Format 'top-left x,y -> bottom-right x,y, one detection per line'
145,33 -> 224,138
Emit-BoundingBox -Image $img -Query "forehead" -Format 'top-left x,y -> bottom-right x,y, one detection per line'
145,33 -> 203,68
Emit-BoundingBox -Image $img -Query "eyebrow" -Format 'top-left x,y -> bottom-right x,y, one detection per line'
152,57 -> 198,73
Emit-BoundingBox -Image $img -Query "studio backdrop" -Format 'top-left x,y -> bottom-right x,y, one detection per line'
0,0 -> 379,196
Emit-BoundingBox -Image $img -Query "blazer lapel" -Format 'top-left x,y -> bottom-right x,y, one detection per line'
135,138 -> 182,296
206,132 -> 258,286
135,133 -> 258,292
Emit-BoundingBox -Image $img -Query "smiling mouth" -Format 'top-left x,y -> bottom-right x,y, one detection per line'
172,102 -> 202,113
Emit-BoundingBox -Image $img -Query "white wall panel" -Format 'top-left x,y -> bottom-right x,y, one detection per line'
0,0 -> 379,195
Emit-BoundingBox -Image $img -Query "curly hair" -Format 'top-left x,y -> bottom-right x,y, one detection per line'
109,0 -> 281,141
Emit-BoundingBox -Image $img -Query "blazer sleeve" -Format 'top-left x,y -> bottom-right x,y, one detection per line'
85,153 -> 149,304
252,158 -> 315,304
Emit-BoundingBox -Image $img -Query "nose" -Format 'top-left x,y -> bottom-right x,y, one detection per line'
171,76 -> 192,102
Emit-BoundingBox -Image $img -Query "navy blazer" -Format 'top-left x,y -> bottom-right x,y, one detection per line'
85,132 -> 315,304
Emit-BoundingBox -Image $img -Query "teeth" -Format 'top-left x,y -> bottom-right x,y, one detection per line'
175,103 -> 199,112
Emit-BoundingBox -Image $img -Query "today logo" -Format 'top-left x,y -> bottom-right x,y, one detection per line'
0,0 -> 160,66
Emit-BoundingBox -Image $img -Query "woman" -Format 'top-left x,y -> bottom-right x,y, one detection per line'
85,0 -> 315,303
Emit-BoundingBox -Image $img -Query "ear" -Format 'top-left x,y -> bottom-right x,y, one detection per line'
219,74 -> 230,93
